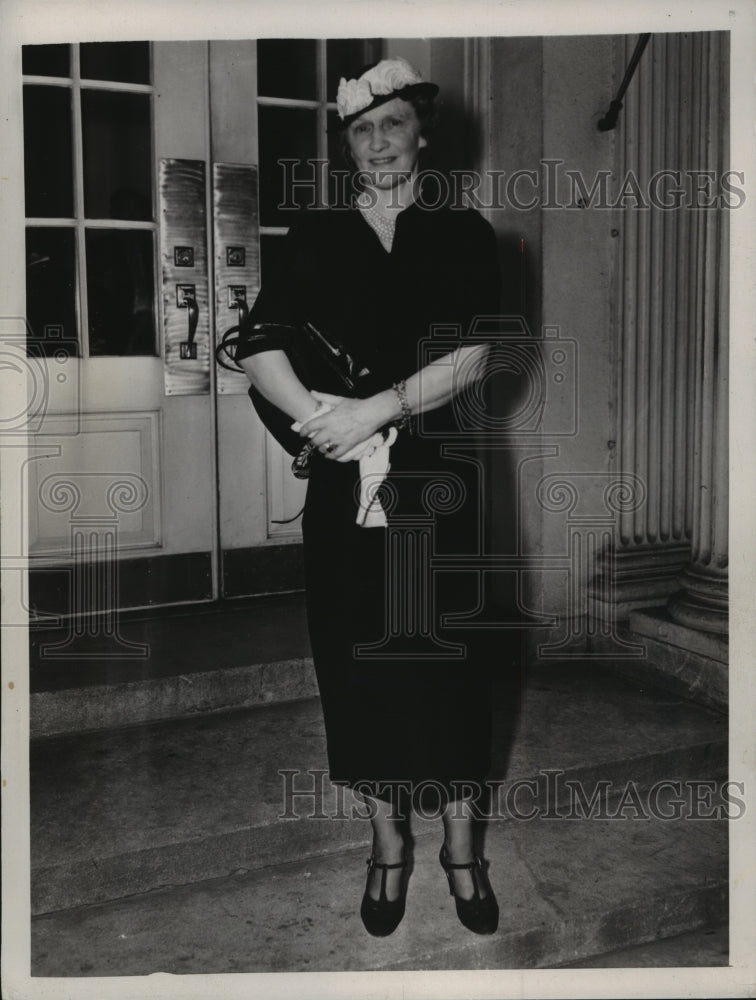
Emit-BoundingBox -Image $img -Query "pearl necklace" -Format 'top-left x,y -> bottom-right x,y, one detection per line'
356,192 -> 398,252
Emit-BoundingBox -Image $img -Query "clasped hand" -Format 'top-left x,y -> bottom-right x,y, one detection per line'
293,391 -> 384,462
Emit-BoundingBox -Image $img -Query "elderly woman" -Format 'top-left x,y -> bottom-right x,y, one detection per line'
236,57 -> 501,937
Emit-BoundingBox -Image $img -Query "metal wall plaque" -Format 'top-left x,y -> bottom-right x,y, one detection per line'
159,158 -> 210,395
213,162 -> 261,395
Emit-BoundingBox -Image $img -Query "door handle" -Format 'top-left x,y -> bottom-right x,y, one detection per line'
215,291 -> 248,372
228,285 -> 248,328
180,295 -> 199,359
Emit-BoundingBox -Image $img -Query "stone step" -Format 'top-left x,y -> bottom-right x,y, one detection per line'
30,594 -> 314,737
560,922 -> 727,967
31,809 -> 727,974
30,655 -> 318,738
31,661 -> 727,915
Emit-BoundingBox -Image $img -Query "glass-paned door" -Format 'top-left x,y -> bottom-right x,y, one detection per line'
24,42 -> 156,360
22,38 -> 382,617
23,41 -> 219,624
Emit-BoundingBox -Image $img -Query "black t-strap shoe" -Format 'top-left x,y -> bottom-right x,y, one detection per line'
360,855 -> 408,937
439,844 -> 499,935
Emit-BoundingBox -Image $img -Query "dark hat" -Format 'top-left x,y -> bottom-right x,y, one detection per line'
333,57 -> 439,130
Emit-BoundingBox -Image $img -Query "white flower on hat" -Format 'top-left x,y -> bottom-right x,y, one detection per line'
336,57 -> 424,119
336,77 -> 373,120
361,57 -> 423,96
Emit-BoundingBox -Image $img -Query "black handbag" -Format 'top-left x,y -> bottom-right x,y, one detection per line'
215,319 -> 373,476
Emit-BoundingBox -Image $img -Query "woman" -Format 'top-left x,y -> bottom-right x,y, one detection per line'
236,57 -> 501,937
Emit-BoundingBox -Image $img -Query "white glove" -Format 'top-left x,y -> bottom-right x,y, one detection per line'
356,426 -> 398,528
337,431 -> 386,463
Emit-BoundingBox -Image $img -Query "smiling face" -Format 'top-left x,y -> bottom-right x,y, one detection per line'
345,97 -> 427,190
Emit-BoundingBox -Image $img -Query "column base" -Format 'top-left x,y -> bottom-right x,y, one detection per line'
588,543 -> 691,622
667,566 -> 729,636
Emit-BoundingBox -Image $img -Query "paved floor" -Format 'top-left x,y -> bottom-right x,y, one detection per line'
28,601 -> 730,976
31,662 -> 727,913
32,797 -> 727,974
568,922 -> 728,967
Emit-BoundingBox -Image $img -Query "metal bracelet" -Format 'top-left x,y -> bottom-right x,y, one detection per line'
393,379 -> 413,434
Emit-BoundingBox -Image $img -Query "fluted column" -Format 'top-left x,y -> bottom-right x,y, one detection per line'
592,32 -> 729,631
594,34 -> 691,619
667,32 -> 729,636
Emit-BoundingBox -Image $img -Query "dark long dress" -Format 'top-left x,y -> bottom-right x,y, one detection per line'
237,193 -> 501,806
